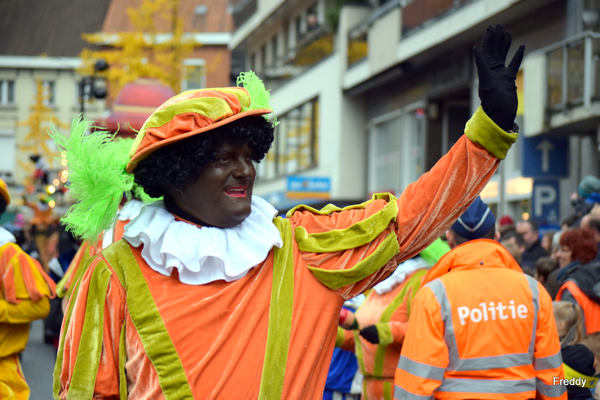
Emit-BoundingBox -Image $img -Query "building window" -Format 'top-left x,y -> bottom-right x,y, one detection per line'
272,35 -> 279,66
0,130 -> 15,183
0,80 -> 15,105
37,81 -> 55,106
368,106 -> 425,195
182,59 -> 207,91
257,98 -> 319,180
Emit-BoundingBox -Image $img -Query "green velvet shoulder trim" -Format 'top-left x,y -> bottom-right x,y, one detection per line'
65,261 -> 112,399
53,258 -> 89,399
372,269 -> 427,377
308,231 -> 400,290
286,193 -> 396,218
465,106 -> 518,160
294,196 -> 398,254
102,240 -> 193,400
258,217 -> 295,399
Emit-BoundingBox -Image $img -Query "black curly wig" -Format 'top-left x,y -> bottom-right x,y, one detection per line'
0,197 -> 6,216
134,116 -> 274,199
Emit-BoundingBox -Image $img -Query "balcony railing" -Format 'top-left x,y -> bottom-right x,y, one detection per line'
543,31 -> 600,114
401,0 -> 471,36
263,25 -> 334,90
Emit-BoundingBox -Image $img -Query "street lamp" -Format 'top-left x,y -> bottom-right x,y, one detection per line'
79,59 -> 109,115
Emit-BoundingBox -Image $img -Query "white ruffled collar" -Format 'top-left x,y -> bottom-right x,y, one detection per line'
373,257 -> 430,294
102,199 -> 146,249
0,227 -> 16,248
118,199 -> 145,221
123,196 -> 283,285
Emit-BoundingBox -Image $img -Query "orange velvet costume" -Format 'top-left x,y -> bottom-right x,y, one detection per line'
55,108 -> 517,399
0,240 -> 56,399
337,269 -> 428,400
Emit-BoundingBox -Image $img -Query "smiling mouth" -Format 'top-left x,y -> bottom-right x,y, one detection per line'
224,186 -> 248,198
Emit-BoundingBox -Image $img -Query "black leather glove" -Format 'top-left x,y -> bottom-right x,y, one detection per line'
359,325 -> 379,344
473,25 -> 525,131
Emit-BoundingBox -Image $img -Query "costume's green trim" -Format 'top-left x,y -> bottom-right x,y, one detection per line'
55,266 -> 72,298
119,323 -> 127,399
419,238 -> 450,267
66,262 -> 111,400
465,106 -> 518,160
60,247 -> 95,300
354,330 -> 367,375
258,217 -> 295,399
53,259 -> 90,400
563,363 -> 598,389
308,232 -> 400,290
335,327 -> 346,347
144,97 -> 232,129
372,270 -> 427,377
286,193 -> 396,219
294,198 -> 398,253
383,381 -> 393,400
375,323 -> 393,346
102,240 -> 193,399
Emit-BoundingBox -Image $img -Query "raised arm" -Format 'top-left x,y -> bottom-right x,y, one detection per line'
290,26 -> 523,299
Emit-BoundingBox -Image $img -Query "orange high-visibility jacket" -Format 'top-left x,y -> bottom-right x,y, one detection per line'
557,281 -> 600,334
395,239 -> 566,400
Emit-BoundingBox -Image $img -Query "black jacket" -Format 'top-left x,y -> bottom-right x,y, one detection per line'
521,240 -> 548,271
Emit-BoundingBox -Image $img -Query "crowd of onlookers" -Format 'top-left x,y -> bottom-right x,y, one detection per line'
495,176 -> 600,400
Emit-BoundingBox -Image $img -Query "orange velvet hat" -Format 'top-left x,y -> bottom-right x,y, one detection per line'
126,72 -> 275,173
0,178 -> 10,205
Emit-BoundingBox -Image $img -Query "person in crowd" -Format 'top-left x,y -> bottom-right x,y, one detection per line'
324,294 -> 364,400
498,215 -> 515,235
52,25 -> 523,399
0,178 -> 56,399
56,181 -> 149,308
580,214 -> 600,261
500,228 -> 527,269
517,219 -> 549,272
553,301 -> 598,400
555,229 -> 600,335
395,197 -> 565,400
542,231 -> 556,254
571,176 -> 600,226
535,256 -> 559,295
336,239 -> 450,400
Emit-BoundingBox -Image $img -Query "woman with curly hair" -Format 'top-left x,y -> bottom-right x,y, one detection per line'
51,25 -> 523,399
556,228 -> 600,334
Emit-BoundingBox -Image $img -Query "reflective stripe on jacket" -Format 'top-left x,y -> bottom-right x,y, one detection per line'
394,239 -> 566,400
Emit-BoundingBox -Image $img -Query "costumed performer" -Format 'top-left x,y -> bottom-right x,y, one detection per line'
52,25 -> 524,399
336,238 -> 450,400
0,178 -> 56,400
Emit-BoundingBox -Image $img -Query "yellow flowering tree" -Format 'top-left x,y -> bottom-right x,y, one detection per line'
18,80 -> 69,173
79,0 -> 195,94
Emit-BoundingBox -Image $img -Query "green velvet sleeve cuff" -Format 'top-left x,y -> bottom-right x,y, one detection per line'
465,106 -> 518,160
376,322 -> 393,346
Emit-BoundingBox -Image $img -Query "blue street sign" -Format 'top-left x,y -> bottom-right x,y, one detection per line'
532,180 -> 560,224
287,176 -> 330,199
287,176 -> 330,192
522,136 -> 569,178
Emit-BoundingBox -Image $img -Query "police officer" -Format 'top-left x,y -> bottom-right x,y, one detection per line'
394,197 -> 566,400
